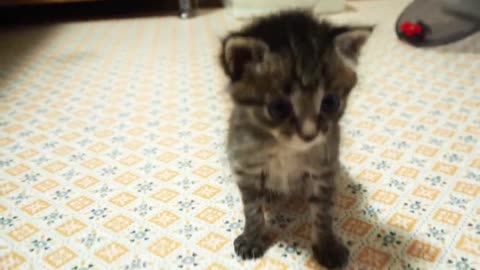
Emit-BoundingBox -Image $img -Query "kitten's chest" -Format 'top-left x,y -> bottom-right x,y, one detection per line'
264,148 -> 325,195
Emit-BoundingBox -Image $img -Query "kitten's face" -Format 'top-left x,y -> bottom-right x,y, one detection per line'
220,14 -> 371,150
227,48 -> 357,150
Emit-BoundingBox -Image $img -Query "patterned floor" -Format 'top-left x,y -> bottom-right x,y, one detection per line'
1,2 -> 479,270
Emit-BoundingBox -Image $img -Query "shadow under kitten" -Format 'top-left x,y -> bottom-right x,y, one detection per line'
258,165 -> 418,270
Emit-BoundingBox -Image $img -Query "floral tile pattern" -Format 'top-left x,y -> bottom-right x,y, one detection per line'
1,4 -> 479,270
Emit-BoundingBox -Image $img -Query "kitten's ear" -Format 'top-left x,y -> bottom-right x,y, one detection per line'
221,36 -> 269,81
333,26 -> 373,65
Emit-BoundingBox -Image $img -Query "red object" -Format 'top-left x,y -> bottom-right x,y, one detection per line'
400,21 -> 423,37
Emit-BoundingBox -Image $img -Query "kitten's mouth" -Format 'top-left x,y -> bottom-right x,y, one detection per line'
287,134 -> 326,151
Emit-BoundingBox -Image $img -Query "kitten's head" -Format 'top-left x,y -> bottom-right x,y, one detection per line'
221,11 -> 371,150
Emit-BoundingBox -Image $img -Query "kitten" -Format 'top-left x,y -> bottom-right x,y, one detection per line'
220,11 -> 371,269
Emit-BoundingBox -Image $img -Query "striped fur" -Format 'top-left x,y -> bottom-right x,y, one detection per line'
221,10 -> 371,269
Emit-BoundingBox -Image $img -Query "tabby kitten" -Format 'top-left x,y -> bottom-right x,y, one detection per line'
220,11 -> 371,269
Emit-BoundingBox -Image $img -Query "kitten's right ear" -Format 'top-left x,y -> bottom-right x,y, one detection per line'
331,26 -> 373,67
221,36 -> 269,81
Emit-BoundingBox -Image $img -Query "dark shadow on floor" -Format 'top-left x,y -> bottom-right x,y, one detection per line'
259,165 -> 418,269
0,0 -> 223,26
0,25 -> 59,94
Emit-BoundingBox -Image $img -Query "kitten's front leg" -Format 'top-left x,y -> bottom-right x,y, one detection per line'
234,172 -> 269,260
309,171 -> 349,269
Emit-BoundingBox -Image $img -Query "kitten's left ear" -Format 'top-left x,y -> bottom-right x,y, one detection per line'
333,26 -> 373,65
220,36 -> 269,81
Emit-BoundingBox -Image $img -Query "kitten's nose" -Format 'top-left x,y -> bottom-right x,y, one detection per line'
298,119 -> 317,142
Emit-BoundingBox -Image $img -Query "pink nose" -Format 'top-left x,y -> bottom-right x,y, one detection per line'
297,119 -> 318,142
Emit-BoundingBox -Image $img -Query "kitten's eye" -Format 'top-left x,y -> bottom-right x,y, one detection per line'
321,95 -> 340,113
267,101 -> 291,121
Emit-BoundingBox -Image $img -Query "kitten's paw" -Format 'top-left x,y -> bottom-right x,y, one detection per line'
234,234 -> 268,260
312,239 -> 349,269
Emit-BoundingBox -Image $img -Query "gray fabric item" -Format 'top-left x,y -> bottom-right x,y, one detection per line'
443,0 -> 480,21
396,0 -> 480,47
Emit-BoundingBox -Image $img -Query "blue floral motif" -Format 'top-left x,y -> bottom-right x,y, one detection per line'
133,203 -> 153,217
107,149 -> 123,159
62,168 -> 80,180
112,135 -> 127,143
447,257 -> 475,270
53,188 -> 72,200
175,178 -> 195,190
177,252 -> 198,268
360,144 -> 375,153
348,129 -> 363,137
32,156 -> 50,165
376,231 -> 402,247
146,133 -> 159,141
220,194 -> 239,208
371,160 -> 390,170
0,159 -> 14,168
447,195 -> 469,209
408,157 -> 426,167
224,219 -> 242,233
89,207 -> 108,220
139,163 -> 156,174
278,242 -> 302,258
70,153 -> 86,162
9,192 -> 30,205
412,124 -> 427,132
30,237 -> 52,252
460,135 -> 477,144
136,182 -> 154,193
0,215 -> 18,228
78,138 -> 93,147
177,160 -> 193,169
465,171 -> 480,182
81,231 -> 102,249
143,147 -> 158,156
83,126 -> 96,133
22,173 -> 41,183
180,144 -> 193,153
42,141 -> 58,149
347,183 -> 367,195
129,228 -> 150,242
467,222 -> 480,235
124,259 -> 148,270
147,120 -> 160,127
72,263 -> 94,270
94,184 -> 114,198
362,205 -> 380,219
403,200 -> 427,214
178,131 -> 191,138
388,179 -> 406,191
177,199 -> 196,212
427,226 -> 447,241
42,210 -> 64,225
429,137 -> 444,146
383,127 -> 396,136
393,141 -> 409,150
443,153 -> 463,163
101,166 -> 117,176
444,121 -> 458,129
177,222 -> 199,240
8,143 -> 22,152
425,175 -> 447,187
